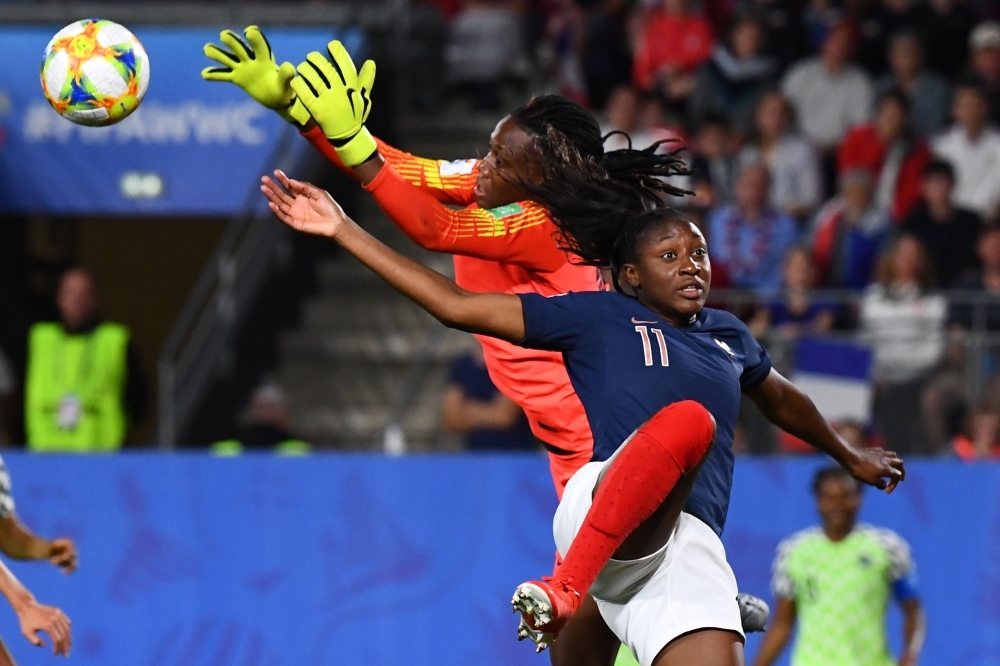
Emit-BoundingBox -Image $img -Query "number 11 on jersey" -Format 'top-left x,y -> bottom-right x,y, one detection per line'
635,325 -> 669,367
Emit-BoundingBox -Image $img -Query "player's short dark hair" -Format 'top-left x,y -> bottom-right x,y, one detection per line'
812,465 -> 862,496
923,158 -> 955,181
506,94 -> 691,290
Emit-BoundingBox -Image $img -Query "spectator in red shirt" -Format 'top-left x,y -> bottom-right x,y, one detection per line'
837,87 -> 931,223
632,0 -> 714,101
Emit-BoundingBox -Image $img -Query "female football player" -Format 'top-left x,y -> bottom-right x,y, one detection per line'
260,168 -> 905,666
202,29 -> 687,496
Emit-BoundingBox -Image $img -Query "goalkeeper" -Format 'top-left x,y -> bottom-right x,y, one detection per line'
202,28 -> 768,664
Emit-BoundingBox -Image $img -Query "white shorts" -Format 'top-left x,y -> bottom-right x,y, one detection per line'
553,461 -> 743,666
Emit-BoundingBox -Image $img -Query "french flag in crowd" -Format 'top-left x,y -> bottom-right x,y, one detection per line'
792,337 -> 873,424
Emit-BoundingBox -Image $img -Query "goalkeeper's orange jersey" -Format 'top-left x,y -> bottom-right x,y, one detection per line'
303,127 -> 597,494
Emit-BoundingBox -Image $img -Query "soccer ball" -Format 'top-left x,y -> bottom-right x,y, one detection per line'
40,19 -> 150,127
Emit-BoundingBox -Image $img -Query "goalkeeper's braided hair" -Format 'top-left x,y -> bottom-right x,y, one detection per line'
507,94 -> 692,280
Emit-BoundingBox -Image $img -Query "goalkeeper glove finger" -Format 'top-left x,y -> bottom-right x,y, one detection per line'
201,26 -> 308,125
292,45 -> 377,166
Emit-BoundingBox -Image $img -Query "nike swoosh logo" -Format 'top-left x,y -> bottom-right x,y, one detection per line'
631,317 -> 657,324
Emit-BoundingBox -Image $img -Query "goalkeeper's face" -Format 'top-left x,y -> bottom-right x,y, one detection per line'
475,116 -> 543,209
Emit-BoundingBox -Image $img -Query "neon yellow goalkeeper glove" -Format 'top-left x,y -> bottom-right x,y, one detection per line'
291,41 -> 377,166
201,26 -> 311,127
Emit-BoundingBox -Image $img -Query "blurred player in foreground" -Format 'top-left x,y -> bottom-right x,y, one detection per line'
0,456 -> 75,661
261,165 -> 905,666
753,466 -> 925,666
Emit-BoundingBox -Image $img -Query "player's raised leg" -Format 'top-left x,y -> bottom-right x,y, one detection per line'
513,400 -> 716,647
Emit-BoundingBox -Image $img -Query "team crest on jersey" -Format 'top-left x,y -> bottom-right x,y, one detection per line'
487,203 -> 524,219
714,338 -> 736,359
438,159 -> 477,177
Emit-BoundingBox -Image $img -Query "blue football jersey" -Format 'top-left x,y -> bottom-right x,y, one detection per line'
519,291 -> 772,536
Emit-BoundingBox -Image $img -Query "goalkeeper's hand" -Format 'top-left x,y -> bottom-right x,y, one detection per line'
201,26 -> 311,126
292,41 -> 377,166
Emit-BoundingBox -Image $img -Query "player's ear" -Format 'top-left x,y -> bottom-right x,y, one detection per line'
623,263 -> 641,290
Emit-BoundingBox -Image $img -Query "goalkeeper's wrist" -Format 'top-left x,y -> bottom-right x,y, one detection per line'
277,98 -> 311,128
332,127 -> 378,167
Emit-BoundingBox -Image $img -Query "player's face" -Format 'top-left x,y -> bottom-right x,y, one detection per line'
816,478 -> 861,533
623,219 -> 711,326
475,117 -> 541,210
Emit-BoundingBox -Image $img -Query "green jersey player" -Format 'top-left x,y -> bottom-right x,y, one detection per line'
753,466 -> 926,666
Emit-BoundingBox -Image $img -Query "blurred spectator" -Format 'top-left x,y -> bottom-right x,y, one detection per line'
707,162 -> 800,295
690,114 -> 738,209
910,0 -> 977,78
811,169 -> 890,289
949,226 -> 1000,331
967,21 -> 1000,124
875,31 -> 952,139
546,0 -> 588,104
442,347 -> 536,450
951,403 -> 1000,460
25,268 -> 148,452
632,0 -> 714,103
862,235 -> 946,454
901,159 -> 982,288
580,0 -> 634,110
212,383 -> 309,456
601,86 -> 685,150
932,82 -> 1000,221
782,22 -> 874,154
739,92 -> 823,221
852,0 -> 916,76
750,247 -> 837,339
446,0 -> 528,110
834,420 -> 869,449
748,0 -> 812,70
0,349 -> 13,445
688,14 -> 779,135
837,88 -> 931,222
803,0 -> 844,52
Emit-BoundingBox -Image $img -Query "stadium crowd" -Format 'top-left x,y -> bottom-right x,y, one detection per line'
437,0 -> 1000,458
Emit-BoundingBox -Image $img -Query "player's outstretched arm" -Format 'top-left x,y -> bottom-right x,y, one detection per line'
0,515 -> 76,573
899,598 -> 926,666
751,598 -> 796,666
262,171 -> 526,341
0,559 -> 71,657
745,369 -> 905,492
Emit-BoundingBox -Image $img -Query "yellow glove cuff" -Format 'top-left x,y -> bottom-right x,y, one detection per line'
333,127 -> 378,167
277,98 -> 311,128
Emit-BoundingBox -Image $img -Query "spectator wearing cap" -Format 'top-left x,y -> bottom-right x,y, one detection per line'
707,161 -> 800,296
875,31 -> 952,139
632,0 -> 714,103
932,81 -> 1000,221
909,0 -> 977,78
837,88 -> 931,223
688,14 -> 778,136
782,22 -> 874,153
738,92 -> 823,221
901,159 -> 982,288
967,21 -> 1000,125
810,168 -> 891,290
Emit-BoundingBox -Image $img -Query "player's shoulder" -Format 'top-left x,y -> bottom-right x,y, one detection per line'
698,307 -> 754,337
855,523 -> 912,557
774,527 -> 825,563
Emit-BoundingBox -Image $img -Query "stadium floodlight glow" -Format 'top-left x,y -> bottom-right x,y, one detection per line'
120,171 -> 164,199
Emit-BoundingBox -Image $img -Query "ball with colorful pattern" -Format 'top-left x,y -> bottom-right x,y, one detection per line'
41,19 -> 150,127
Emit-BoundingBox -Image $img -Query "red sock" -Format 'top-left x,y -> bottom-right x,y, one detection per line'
552,400 -> 715,596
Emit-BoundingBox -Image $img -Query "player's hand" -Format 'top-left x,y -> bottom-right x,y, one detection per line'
262,170 -> 348,239
47,539 -> 77,574
846,447 -> 905,493
201,26 -> 310,126
17,601 -> 71,657
291,41 -> 377,166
